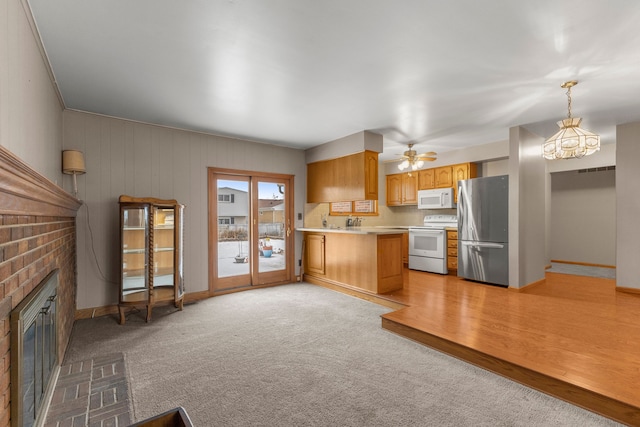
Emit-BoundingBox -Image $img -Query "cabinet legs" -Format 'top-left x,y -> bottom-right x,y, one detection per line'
118,306 -> 126,325
118,301 -> 183,325
118,305 -> 151,324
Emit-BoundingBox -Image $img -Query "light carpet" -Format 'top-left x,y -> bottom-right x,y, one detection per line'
547,262 -> 616,279
63,283 -> 620,426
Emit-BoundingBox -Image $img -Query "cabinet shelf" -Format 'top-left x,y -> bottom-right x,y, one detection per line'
154,225 -> 175,230
119,195 -> 185,325
123,248 -> 146,254
121,289 -> 149,303
153,247 -> 174,253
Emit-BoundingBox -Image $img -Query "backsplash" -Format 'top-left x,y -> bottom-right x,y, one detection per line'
303,203 -> 457,228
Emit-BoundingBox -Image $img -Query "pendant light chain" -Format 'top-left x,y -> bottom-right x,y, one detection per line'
566,85 -> 572,119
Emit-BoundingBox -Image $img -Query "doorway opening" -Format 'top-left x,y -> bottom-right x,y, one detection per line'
208,168 -> 294,293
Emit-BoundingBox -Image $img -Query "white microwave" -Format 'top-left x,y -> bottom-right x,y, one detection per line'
417,188 -> 455,209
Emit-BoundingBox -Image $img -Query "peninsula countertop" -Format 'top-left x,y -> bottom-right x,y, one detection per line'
296,226 -> 408,235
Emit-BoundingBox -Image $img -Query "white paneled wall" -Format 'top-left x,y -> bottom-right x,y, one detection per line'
550,169 -> 616,265
1,0 -> 63,180
64,110 -> 306,310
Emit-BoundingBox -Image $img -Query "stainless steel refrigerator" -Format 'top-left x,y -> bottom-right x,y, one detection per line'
457,175 -> 509,286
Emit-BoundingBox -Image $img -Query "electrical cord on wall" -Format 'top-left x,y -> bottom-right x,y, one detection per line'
82,201 -> 119,285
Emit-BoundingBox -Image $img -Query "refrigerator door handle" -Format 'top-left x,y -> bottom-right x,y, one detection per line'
461,242 -> 505,249
457,185 -> 464,227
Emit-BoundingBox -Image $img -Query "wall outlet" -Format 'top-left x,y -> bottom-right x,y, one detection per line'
298,259 -> 302,266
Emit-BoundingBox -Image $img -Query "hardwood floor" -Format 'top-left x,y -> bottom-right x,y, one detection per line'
335,269 -> 640,425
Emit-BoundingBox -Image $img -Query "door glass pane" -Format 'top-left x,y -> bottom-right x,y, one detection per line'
122,206 -> 149,302
35,314 -> 43,408
217,179 -> 250,278
258,181 -> 285,273
23,321 -> 36,427
153,207 -> 175,288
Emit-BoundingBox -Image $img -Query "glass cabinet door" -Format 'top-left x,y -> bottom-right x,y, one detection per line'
176,204 -> 185,298
121,206 -> 149,303
152,206 -> 175,289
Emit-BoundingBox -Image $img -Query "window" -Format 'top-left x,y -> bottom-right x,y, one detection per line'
218,217 -> 234,225
218,194 -> 235,203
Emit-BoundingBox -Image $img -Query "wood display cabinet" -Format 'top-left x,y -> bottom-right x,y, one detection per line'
119,195 -> 185,325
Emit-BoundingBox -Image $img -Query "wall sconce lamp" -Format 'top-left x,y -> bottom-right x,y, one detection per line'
62,150 -> 86,198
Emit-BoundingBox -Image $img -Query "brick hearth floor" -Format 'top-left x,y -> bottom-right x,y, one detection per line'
44,353 -> 133,427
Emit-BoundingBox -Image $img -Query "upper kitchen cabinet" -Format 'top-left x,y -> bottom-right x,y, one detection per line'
386,172 -> 417,206
453,163 -> 478,182
417,163 -> 478,194
452,163 -> 478,201
307,151 -> 378,203
418,169 -> 435,190
434,166 -> 453,188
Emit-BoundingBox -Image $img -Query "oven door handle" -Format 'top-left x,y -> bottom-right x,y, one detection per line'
410,229 -> 444,235
461,242 -> 505,249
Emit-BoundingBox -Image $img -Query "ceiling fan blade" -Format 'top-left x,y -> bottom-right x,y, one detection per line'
417,151 -> 437,157
382,158 -> 405,163
418,157 -> 437,162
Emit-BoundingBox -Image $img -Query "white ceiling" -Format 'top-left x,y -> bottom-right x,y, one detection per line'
27,0 -> 640,160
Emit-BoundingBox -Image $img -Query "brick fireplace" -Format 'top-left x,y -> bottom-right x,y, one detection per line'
0,146 -> 81,426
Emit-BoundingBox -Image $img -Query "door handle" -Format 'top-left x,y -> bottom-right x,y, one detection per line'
287,227 -> 291,237
461,242 -> 504,249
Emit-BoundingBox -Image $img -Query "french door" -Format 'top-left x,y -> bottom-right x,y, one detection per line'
208,168 -> 294,293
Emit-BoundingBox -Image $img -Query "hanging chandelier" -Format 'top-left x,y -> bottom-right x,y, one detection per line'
543,81 -> 600,160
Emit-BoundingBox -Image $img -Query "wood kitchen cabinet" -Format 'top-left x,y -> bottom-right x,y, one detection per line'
386,172 -> 417,206
305,233 -> 326,275
418,169 -> 435,190
119,195 -> 185,325
386,174 -> 402,205
417,163 -> 478,199
402,232 -> 409,265
452,162 -> 478,201
303,230 -> 404,294
446,229 -> 458,273
307,150 -> 378,203
434,166 -> 453,188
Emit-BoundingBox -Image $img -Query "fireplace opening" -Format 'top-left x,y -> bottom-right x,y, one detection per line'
11,269 -> 59,427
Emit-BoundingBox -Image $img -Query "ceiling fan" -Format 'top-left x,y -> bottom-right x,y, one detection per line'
385,143 -> 437,171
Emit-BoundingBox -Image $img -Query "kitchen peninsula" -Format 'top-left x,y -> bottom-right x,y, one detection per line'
298,227 -> 406,295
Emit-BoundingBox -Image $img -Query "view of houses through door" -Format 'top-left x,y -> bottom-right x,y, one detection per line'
208,168 -> 294,293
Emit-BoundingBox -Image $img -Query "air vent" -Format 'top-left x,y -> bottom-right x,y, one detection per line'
578,166 -> 615,173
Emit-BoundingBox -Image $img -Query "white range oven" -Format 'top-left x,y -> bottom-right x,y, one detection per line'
409,215 -> 458,274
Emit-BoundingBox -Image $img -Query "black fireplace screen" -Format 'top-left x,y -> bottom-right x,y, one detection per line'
11,270 -> 58,427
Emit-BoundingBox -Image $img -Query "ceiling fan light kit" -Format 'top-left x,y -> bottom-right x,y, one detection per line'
395,144 -> 435,171
543,81 -> 600,160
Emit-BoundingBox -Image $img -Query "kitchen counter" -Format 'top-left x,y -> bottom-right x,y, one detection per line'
297,227 -> 408,235
301,229 -> 404,294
